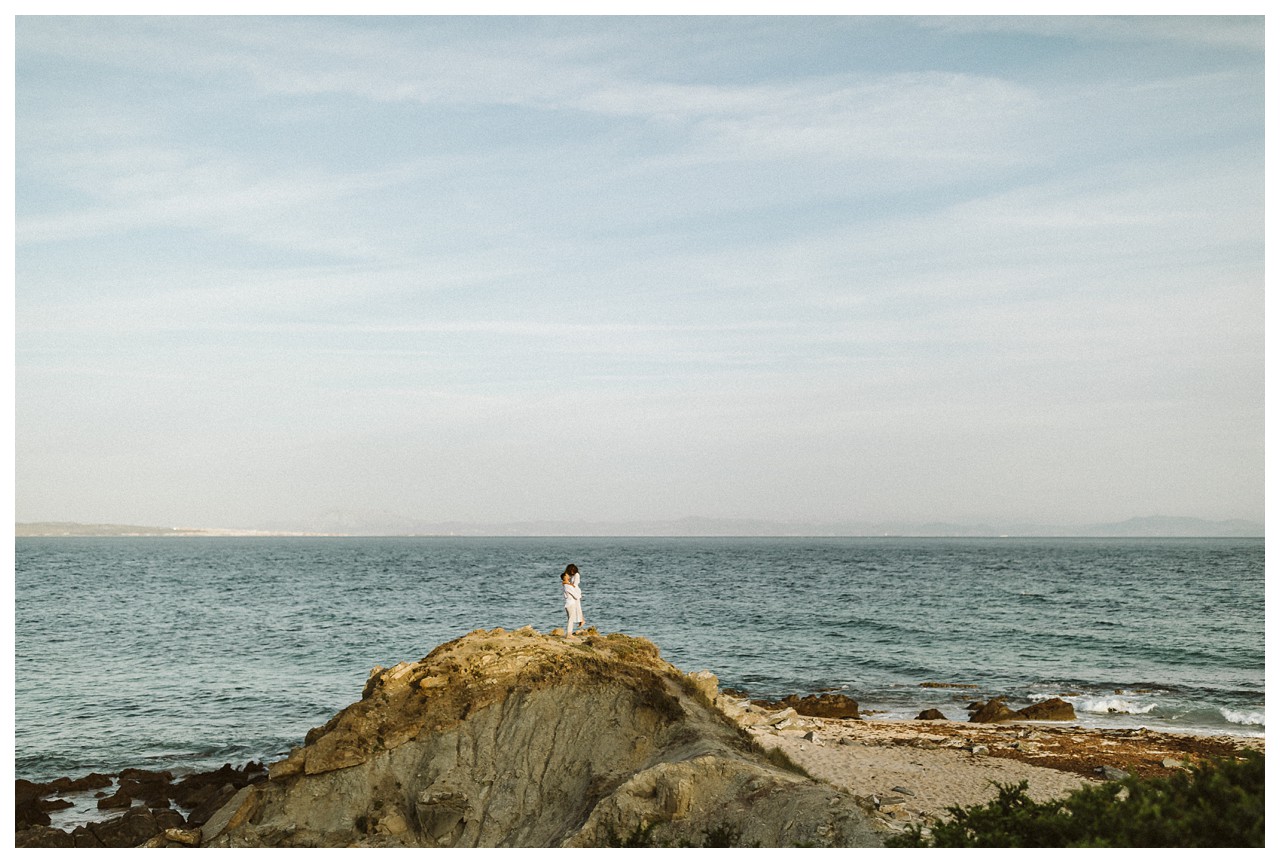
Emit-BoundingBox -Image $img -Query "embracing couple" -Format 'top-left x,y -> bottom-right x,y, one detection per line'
559,563 -> 587,636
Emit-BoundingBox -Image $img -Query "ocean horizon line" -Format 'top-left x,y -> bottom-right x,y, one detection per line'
15,517 -> 1264,540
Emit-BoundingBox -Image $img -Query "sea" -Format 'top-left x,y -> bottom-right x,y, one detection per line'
14,536 -> 1265,828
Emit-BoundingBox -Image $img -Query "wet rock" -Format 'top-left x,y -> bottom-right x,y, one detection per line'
187,783 -> 238,827
919,682 -> 979,690
97,788 -> 132,810
91,805 -> 185,848
968,697 -> 1019,723
1016,698 -> 1076,721
171,762 -> 265,810
17,772 -> 113,805
16,796 -> 52,830
119,767 -> 173,784
16,776 -> 82,827
37,772 -> 114,797
915,709 -> 947,721
16,778 -> 50,804
15,825 -> 76,847
71,825 -> 105,847
790,693 -> 860,719
757,693 -> 860,719
967,696 -> 1074,723
118,776 -> 172,808
751,693 -> 860,720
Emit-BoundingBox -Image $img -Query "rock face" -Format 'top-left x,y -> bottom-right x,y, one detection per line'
915,709 -> 947,721
202,627 -> 882,848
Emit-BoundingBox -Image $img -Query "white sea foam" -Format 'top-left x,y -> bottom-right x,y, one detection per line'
1221,708 -> 1264,727
1076,696 -> 1157,716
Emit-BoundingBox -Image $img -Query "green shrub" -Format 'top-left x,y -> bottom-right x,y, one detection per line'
888,751 -> 1263,847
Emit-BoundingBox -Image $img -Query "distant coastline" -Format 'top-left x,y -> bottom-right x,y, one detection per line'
15,516 -> 1263,539
14,522 -> 334,538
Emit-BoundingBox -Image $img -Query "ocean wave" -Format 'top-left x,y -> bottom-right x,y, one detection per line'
1220,708 -> 1265,727
1074,696 -> 1158,716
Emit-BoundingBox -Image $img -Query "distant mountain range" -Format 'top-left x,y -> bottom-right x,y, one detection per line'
14,522 -> 327,538
15,514 -> 1264,538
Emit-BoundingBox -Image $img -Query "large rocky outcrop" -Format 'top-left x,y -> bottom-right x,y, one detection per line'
200,627 -> 882,848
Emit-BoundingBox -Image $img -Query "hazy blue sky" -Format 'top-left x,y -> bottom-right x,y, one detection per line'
14,15 -> 1264,530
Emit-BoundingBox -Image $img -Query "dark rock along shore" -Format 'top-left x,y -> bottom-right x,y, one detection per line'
16,762 -> 268,848
16,628 -> 884,848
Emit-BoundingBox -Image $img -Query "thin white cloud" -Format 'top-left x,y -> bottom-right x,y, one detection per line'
18,143 -> 421,250
920,15 -> 1263,51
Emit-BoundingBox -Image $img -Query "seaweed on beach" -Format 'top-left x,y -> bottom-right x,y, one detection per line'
888,750 -> 1263,848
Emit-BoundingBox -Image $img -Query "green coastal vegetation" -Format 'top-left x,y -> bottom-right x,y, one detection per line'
888,752 -> 1264,848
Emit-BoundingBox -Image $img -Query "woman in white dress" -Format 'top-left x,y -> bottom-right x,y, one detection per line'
562,563 -> 585,630
560,571 -> 582,635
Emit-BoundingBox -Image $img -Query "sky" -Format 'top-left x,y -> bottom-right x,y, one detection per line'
12,13 -> 1266,531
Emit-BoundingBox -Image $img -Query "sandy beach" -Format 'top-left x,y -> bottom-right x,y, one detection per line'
744,713 -> 1264,835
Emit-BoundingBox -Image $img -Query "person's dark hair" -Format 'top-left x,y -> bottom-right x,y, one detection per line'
562,563 -> 579,578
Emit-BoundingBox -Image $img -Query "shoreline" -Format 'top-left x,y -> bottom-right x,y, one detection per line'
21,714 -> 1265,838
745,714 -> 1264,833
851,704 -> 1266,741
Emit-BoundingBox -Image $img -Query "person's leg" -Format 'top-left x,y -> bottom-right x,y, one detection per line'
565,606 -> 575,635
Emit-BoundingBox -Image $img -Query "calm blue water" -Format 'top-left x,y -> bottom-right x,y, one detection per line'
15,537 -> 1264,792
